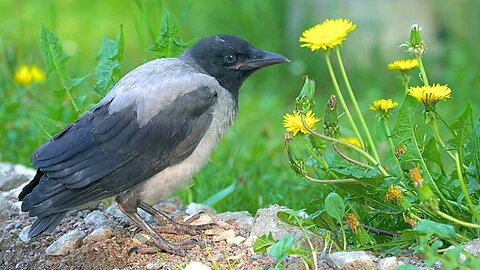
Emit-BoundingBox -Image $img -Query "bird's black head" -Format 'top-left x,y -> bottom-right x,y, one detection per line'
182,34 -> 289,97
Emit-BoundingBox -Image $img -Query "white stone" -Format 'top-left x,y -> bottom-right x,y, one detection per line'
185,202 -> 216,216
46,229 -> 86,256
83,227 -> 113,244
327,251 -> 376,270
376,256 -> 398,270
185,261 -> 211,270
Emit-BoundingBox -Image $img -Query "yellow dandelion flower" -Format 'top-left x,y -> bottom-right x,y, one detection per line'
385,185 -> 403,202
409,167 -> 424,186
339,136 -> 362,149
282,110 -> 320,136
369,99 -> 398,112
407,84 -> 452,105
345,213 -> 359,232
299,19 -> 356,51
14,65 -> 33,86
387,59 -> 419,72
30,65 -> 46,82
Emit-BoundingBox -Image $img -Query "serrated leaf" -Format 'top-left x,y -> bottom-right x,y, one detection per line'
447,103 -> 472,151
413,219 -> 456,239
330,165 -> 385,185
324,192 -> 345,222
311,210 -> 337,231
253,232 -> 276,253
268,235 -> 294,261
94,26 -> 124,96
146,10 -> 196,58
31,115 -> 65,140
424,138 -> 444,173
65,75 -> 90,91
40,26 -> 68,76
465,122 -> 480,183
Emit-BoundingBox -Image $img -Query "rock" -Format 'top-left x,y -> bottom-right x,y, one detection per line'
327,251 -> 376,270
45,229 -> 86,256
185,261 -> 211,270
146,258 -> 162,270
185,202 -> 216,216
376,256 -> 398,270
249,205 -> 323,249
105,203 -> 128,223
215,211 -> 254,231
187,213 -> 213,225
133,232 -> 152,244
0,162 -> 35,191
463,238 -> 480,256
83,227 -> 113,244
84,210 -> 111,228
0,193 -> 7,210
19,225 -> 31,243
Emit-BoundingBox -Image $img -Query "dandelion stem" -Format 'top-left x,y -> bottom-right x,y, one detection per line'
335,48 -> 380,161
455,152 -> 480,222
437,210 -> 480,229
332,143 -> 374,170
66,90 -> 80,116
302,140 -> 340,179
324,52 -> 364,148
380,117 -> 404,177
417,57 -> 429,86
411,126 -> 455,214
301,116 -> 389,176
304,175 -> 359,184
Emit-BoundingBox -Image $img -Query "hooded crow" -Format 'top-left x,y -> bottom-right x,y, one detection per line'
18,34 -> 289,255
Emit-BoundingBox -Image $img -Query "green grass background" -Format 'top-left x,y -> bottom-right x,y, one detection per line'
1,0 -> 479,214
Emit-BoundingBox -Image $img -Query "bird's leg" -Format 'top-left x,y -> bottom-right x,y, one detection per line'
115,195 -> 198,256
138,202 -> 217,235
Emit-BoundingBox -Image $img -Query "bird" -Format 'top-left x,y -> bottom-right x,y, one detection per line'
18,34 -> 289,255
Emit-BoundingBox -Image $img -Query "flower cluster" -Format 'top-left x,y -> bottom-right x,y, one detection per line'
14,64 -> 45,86
282,110 -> 320,136
299,19 -> 356,52
385,185 -> 403,202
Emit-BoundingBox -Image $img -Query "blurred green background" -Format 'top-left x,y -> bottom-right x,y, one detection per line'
1,0 -> 479,213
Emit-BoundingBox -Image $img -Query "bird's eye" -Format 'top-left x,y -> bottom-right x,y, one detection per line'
223,54 -> 237,64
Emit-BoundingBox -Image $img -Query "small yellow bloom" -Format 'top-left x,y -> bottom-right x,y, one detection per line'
282,110 -> 320,136
30,65 -> 46,82
407,84 -> 452,105
299,19 -> 356,51
339,136 -> 362,149
13,64 -> 46,86
369,99 -> 398,112
345,213 -> 359,232
387,59 -> 419,72
409,167 -> 424,186
385,185 -> 403,202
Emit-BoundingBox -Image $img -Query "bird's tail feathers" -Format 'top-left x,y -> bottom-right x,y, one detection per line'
28,212 -> 67,239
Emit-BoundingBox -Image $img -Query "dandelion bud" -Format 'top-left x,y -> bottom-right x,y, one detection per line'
284,133 -> 307,178
401,24 -> 426,57
323,95 -> 340,137
295,76 -> 316,114
409,167 -> 439,212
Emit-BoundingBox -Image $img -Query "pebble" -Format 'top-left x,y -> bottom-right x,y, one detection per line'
45,229 -> 86,256
18,225 -> 31,243
185,261 -> 211,270
327,251 -> 376,270
83,227 -> 113,244
376,256 -> 398,270
187,213 -> 213,225
0,162 -> 35,191
215,211 -> 254,231
185,202 -> 216,216
146,258 -> 162,270
85,210 -> 110,228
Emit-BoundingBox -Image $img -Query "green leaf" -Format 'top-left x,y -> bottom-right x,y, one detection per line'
311,210 -> 337,231
40,26 -> 68,76
413,219 -> 456,239
392,95 -> 421,168
31,115 -> 65,140
395,265 -> 419,270
447,102 -> 472,151
329,165 -> 385,185
146,10 -> 196,58
424,138 -> 444,173
324,192 -> 345,222
268,235 -> 294,261
64,75 -> 90,91
203,182 -> 236,206
94,26 -> 124,96
465,122 -> 480,183
253,232 -> 276,253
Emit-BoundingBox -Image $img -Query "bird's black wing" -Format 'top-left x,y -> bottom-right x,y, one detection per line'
20,86 -> 216,222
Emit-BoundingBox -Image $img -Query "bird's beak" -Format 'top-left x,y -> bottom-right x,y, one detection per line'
233,50 -> 290,70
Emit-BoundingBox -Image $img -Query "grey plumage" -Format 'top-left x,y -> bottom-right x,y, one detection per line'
19,34 -> 288,253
